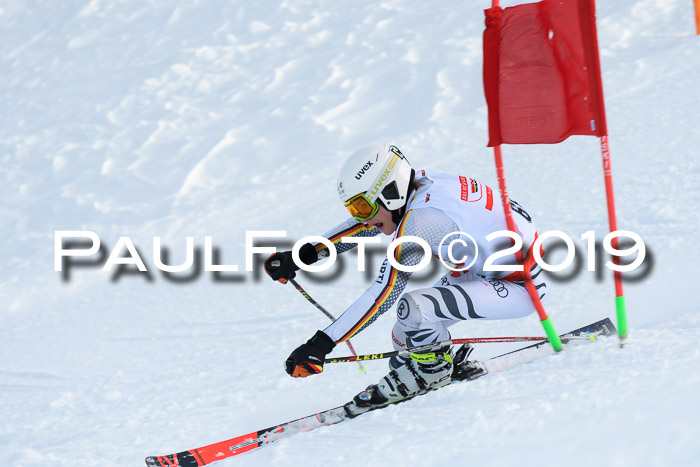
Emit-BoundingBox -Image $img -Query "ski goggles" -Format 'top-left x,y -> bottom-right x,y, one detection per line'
344,192 -> 379,221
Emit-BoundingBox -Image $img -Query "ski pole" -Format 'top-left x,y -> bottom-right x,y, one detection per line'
324,335 -> 593,365
289,278 -> 367,373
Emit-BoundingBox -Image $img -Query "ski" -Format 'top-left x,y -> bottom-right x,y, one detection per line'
145,318 -> 615,466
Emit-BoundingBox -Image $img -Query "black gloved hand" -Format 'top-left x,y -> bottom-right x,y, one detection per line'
285,330 -> 336,378
264,243 -> 318,284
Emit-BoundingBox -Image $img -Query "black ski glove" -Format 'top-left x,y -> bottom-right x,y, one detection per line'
264,243 -> 319,284
285,330 -> 336,378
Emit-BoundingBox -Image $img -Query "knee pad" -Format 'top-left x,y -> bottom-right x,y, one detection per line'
395,292 -> 422,330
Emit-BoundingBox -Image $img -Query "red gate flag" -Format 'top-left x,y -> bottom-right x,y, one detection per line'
483,0 -> 607,146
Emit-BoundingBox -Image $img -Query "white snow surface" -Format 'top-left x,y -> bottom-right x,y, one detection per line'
2,0 -> 700,466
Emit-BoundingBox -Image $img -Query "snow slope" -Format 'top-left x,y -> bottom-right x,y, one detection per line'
1,0 -> 699,466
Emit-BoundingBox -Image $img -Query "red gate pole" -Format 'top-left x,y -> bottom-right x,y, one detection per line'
578,0 -> 629,345
599,136 -> 628,344
489,0 -> 563,352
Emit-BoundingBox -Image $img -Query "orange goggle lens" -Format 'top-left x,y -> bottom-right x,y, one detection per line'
344,193 -> 379,221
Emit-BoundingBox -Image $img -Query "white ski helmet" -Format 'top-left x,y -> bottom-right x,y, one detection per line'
337,144 -> 414,220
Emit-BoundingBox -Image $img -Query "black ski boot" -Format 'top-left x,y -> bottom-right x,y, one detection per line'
451,344 -> 487,381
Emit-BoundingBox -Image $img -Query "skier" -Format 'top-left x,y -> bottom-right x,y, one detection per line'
264,144 -> 547,410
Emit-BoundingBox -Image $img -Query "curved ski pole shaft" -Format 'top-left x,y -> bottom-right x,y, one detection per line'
325,335 -> 593,365
289,278 -> 367,373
